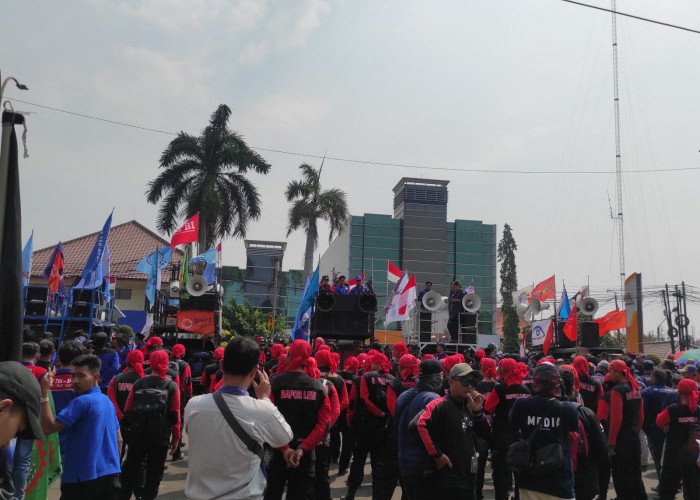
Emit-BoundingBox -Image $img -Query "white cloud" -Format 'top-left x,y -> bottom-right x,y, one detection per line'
241,93 -> 331,140
239,0 -> 330,65
228,0 -> 269,31
116,0 -> 226,31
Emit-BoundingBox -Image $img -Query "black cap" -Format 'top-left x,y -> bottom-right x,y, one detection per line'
0,361 -> 44,441
419,358 -> 443,376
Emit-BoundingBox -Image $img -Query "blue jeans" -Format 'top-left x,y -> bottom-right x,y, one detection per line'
12,438 -> 34,499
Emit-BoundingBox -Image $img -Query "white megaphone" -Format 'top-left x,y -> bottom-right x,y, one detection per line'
577,296 -> 599,316
186,275 -> 209,297
529,297 -> 543,316
169,281 -> 180,294
462,293 -> 481,313
422,291 -> 446,312
515,302 -> 529,316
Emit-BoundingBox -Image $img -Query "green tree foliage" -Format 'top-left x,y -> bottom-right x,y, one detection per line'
498,224 -> 520,352
222,298 -> 287,339
147,104 -> 271,251
286,163 -> 349,280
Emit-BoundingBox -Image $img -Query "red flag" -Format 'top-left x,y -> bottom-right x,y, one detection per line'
171,214 -> 199,248
595,309 -> 627,336
542,319 -> 554,356
387,260 -> 403,283
47,250 -> 64,294
347,274 -> 365,289
563,304 -> 578,341
531,275 -> 555,303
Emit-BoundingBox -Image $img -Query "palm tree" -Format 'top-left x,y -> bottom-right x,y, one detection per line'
286,163 -> 349,280
146,104 -> 270,251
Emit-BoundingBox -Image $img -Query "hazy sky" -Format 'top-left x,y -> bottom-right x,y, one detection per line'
4,0 -> 700,336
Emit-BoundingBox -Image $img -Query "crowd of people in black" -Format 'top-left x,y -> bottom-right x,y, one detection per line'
2,331 -> 700,500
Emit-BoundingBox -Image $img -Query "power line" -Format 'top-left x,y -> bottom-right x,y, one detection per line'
558,0 -> 700,35
6,96 -> 700,175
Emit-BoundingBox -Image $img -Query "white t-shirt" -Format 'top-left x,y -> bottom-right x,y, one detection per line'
184,390 -> 293,500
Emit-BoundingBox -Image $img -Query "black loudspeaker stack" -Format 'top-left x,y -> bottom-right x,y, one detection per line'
25,285 -> 48,316
556,320 -> 577,349
580,322 -> 600,348
419,311 -> 432,343
311,294 -> 375,340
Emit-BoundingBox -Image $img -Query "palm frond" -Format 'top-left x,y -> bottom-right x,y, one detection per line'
317,188 -> 349,242
146,159 -> 201,204
285,180 -> 312,202
159,133 -> 201,167
156,179 -> 191,234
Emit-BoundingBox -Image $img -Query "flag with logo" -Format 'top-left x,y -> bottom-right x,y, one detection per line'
145,248 -> 161,309
102,245 -> 111,304
136,247 -> 172,274
75,212 -> 112,289
386,274 -> 417,324
387,260 -> 403,283
190,247 -> 217,265
377,272 -> 406,323
21,231 -> 33,286
293,266 -> 319,341
512,285 -> 533,306
43,243 -> 65,296
171,213 -> 199,248
531,275 -> 555,303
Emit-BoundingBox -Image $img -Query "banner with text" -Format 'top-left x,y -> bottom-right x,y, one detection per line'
177,310 -> 215,335
531,319 -> 551,346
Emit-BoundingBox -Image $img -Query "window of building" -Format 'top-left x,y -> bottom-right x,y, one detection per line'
114,288 -> 132,300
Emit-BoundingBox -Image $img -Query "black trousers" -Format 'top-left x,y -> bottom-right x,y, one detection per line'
372,430 -> 400,500
475,441 -> 489,500
329,422 -> 341,461
610,431 -> 647,500
339,425 -> 357,472
118,440 -> 169,500
491,446 -> 517,500
60,474 -> 120,500
264,449 -> 315,500
314,444 -> 331,500
347,429 -> 384,493
646,432 -> 664,477
659,456 -> 700,500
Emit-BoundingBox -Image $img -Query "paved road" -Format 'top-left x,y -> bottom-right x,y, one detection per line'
49,446 -> 664,499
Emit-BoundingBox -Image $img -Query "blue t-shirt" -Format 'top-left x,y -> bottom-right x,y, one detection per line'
56,386 -> 121,483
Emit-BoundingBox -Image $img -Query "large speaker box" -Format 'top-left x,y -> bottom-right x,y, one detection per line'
580,322 -> 600,348
556,319 -> 576,348
419,311 -> 432,343
310,294 -> 375,340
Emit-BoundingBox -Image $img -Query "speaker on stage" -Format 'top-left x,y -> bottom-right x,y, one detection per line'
580,322 -> 600,348
26,286 -> 48,302
310,294 -> 375,339
419,311 -> 432,343
556,320 -> 576,348
24,301 -> 47,316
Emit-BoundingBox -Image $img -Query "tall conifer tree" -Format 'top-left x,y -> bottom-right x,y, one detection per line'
498,224 -> 520,352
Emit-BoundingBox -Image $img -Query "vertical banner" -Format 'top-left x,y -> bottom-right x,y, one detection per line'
625,272 -> 644,353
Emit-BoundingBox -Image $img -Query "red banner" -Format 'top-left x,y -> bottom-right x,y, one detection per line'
177,310 -> 215,335
171,213 -> 199,248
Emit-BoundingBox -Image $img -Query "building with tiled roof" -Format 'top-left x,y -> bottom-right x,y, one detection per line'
29,220 -> 184,331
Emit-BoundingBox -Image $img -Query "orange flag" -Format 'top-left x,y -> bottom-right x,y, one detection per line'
563,304 -> 578,341
595,309 -> 627,336
531,275 -> 555,303
542,319 -> 554,355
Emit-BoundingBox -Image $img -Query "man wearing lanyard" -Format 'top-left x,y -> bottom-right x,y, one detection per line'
184,336 -> 293,500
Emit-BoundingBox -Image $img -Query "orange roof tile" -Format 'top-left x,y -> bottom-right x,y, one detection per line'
31,220 -> 184,281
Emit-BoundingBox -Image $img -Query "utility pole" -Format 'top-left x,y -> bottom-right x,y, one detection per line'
662,285 -> 676,354
611,0 -> 626,307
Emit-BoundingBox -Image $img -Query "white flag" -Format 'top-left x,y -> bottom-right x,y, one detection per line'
512,285 -> 533,305
386,274 -> 417,324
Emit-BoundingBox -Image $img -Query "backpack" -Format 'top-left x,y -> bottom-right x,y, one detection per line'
680,422 -> 700,465
168,360 -> 180,377
127,378 -> 173,443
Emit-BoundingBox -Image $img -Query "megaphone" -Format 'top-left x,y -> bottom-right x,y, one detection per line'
529,297 -> 543,315
186,275 -> 208,297
169,281 -> 180,295
515,302 -> 529,316
214,283 -> 225,298
462,293 -> 481,313
422,291 -> 446,312
316,292 -> 335,312
577,297 -> 599,316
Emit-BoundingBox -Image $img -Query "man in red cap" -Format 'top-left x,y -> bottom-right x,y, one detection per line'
264,340 -> 331,500
343,352 -> 395,500
655,378 -> 700,499
170,344 -> 191,461
605,359 -> 647,500
201,347 -> 224,392
119,350 -> 181,500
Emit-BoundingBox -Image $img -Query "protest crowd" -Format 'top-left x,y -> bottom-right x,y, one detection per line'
2,331 -> 700,500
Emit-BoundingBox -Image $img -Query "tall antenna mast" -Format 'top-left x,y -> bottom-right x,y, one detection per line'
611,0 -> 625,305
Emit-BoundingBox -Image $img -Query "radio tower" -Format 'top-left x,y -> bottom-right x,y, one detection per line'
611,0 -> 625,304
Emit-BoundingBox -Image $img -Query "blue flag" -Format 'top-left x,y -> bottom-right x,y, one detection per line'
136,247 -> 172,274
145,251 -> 160,309
21,232 -> 33,287
292,266 -> 319,341
558,287 -> 572,320
75,212 -> 113,289
202,261 -> 217,285
190,248 -> 217,265
102,245 -> 111,305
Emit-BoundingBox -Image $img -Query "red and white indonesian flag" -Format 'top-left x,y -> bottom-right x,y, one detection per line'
386,274 -> 417,324
171,214 -> 199,248
387,260 -> 403,283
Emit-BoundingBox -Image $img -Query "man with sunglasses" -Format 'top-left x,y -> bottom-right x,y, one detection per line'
417,363 -> 490,500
